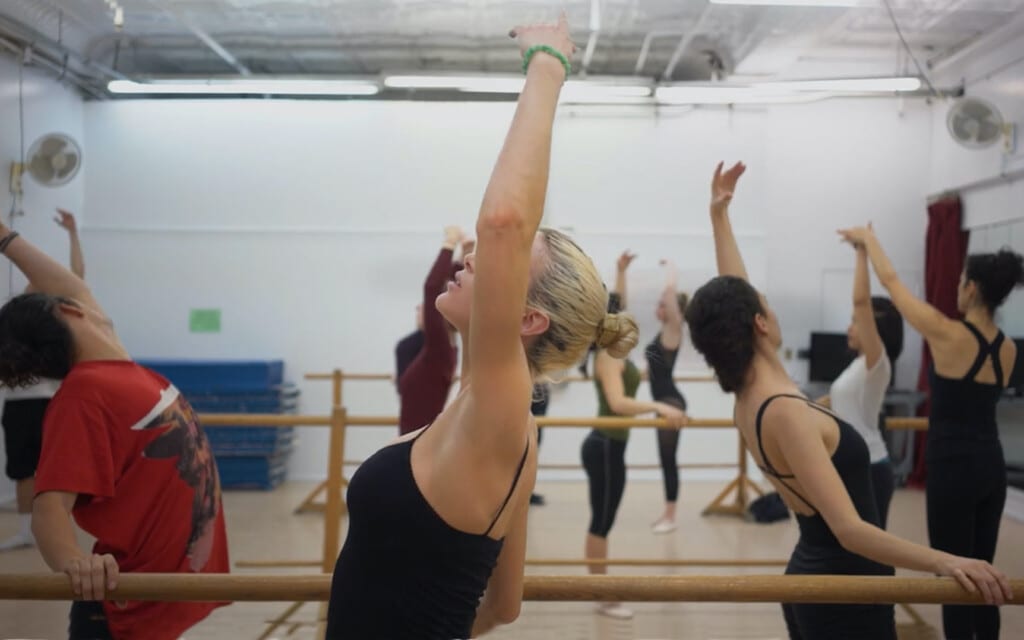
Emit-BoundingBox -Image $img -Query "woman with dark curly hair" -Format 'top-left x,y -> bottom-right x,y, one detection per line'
840,223 -> 1022,640
685,162 -> 1011,640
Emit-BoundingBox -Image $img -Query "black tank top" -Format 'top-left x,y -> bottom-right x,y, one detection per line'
754,394 -> 886,550
326,426 -> 530,639
644,334 -> 687,409
928,321 -> 1006,455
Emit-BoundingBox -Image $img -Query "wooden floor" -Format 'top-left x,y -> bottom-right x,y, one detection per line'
1,480 -> 1022,639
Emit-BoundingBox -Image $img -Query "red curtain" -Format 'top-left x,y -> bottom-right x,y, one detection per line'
907,195 -> 969,487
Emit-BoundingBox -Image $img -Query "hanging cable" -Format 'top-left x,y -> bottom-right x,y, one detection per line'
880,0 -> 939,97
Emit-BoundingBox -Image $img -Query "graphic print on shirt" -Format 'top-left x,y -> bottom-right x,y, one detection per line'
131,385 -> 220,571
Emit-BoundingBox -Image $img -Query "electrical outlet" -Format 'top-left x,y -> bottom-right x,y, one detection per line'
8,162 -> 23,196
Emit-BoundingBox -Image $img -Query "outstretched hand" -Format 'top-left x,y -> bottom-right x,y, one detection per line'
509,11 -> 576,63
711,161 -> 746,214
617,250 -> 637,273
54,209 -> 78,233
837,223 -> 874,249
443,226 -> 463,250
660,259 -> 679,287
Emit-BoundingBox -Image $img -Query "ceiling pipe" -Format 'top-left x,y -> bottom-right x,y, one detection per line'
634,31 -> 684,75
0,14 -> 129,82
928,10 -> 1024,77
154,1 -> 252,76
0,37 -> 107,100
662,7 -> 713,81
581,0 -> 601,75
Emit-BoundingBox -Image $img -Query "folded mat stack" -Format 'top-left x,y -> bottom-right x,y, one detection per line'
137,359 -> 299,490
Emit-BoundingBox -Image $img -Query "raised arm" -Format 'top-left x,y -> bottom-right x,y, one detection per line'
709,162 -> 749,280
469,17 -> 574,403
768,400 -> 1012,604
658,259 -> 684,351
56,209 -> 85,279
614,251 -> 636,310
0,220 -> 101,313
839,224 -> 957,344
595,351 -> 685,425
422,227 -> 460,349
850,244 -> 884,369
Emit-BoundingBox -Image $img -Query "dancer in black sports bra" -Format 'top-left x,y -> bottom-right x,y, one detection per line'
326,16 -> 643,639
845,226 -> 1023,640
684,162 -> 1011,640
755,394 -> 895,638
327,425 -> 529,638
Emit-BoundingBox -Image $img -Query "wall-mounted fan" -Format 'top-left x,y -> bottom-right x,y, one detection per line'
946,98 -> 1007,150
9,133 -> 82,196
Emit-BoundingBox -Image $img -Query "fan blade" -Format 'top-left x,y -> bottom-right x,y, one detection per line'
40,137 -> 66,156
56,155 -> 78,180
29,154 -> 55,182
978,121 -> 1000,143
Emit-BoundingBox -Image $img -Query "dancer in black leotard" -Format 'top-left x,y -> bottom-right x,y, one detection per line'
645,259 -> 689,534
327,16 -> 641,639
843,225 -> 1022,640
685,162 -> 1011,640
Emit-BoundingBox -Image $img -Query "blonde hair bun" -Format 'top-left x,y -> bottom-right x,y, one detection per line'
595,312 -> 639,358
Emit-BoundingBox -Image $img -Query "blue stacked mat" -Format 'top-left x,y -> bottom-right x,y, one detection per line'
137,359 -> 298,490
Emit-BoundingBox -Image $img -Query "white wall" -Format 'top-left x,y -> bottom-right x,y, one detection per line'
79,96 -> 935,483
929,30 -> 1024,230
0,54 -> 85,503
927,28 -> 1024,335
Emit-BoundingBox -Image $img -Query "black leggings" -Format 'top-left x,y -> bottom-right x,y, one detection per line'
655,397 -> 685,503
581,430 -> 626,537
870,458 -> 895,530
927,450 -> 1006,640
69,601 -> 113,640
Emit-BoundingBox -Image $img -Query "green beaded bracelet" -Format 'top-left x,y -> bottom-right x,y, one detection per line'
522,44 -> 571,79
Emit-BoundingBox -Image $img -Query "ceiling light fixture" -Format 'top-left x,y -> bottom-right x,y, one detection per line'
107,78 -> 380,96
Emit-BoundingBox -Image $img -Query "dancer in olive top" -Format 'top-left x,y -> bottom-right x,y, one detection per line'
583,251 -> 686,620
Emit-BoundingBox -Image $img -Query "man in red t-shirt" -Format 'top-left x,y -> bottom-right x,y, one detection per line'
0,215 -> 230,640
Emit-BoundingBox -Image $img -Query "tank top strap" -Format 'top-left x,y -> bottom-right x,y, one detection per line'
754,394 -> 817,513
482,438 -> 531,537
961,321 -> 1006,385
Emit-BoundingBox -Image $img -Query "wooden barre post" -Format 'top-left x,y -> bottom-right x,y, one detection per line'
1,574 -> 1019,605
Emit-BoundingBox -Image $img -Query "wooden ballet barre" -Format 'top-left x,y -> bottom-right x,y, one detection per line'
192,413 -> 927,431
197,414 -> 332,427
2,573 -> 1020,605
304,371 -> 717,384
236,557 -> 790,569
339,415 -> 738,429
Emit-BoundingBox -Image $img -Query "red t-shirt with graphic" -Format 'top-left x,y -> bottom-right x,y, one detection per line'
35,361 -> 230,640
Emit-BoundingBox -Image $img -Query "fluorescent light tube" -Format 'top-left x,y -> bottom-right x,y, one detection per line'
710,0 -> 864,6
655,86 -> 828,105
384,75 -> 523,92
108,78 -> 380,96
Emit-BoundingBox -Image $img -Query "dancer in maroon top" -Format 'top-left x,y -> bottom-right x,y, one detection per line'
397,226 -> 465,435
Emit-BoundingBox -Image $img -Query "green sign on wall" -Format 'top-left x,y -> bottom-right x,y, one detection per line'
189,309 -> 221,333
